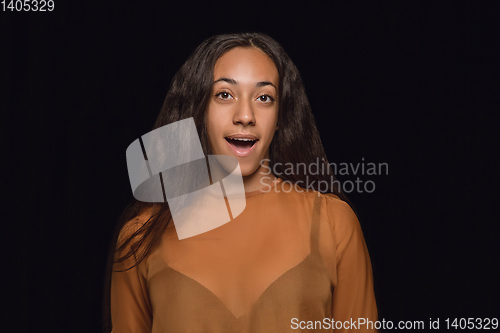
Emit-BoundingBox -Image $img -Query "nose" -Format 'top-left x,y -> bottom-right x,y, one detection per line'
233,98 -> 256,126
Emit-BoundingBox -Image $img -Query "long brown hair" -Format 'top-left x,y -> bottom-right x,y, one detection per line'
102,32 -> 351,332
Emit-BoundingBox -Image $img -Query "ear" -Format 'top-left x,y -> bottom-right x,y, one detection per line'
275,125 -> 279,131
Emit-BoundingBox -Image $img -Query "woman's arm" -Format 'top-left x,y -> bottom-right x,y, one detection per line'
325,195 -> 378,332
110,220 -> 153,333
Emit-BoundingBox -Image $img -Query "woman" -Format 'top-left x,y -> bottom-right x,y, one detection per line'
104,32 -> 378,332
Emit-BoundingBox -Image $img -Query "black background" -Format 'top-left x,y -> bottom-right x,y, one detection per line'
2,2 -> 498,332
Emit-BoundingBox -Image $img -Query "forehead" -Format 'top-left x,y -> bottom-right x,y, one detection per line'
213,47 -> 279,84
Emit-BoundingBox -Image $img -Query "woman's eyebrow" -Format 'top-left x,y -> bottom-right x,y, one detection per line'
213,77 -> 277,91
214,77 -> 237,85
255,81 -> 277,91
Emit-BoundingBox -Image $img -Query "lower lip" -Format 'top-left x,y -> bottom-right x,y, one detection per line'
225,139 -> 258,157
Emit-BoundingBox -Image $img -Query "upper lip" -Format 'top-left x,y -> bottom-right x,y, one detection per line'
225,134 -> 259,141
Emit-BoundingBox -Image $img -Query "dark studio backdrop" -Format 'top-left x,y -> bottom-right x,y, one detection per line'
1,2 -> 498,332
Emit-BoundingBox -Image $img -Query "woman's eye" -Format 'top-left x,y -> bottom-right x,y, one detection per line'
216,91 -> 233,100
258,94 -> 274,103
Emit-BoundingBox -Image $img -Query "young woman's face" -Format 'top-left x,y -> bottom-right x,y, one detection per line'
206,47 -> 279,177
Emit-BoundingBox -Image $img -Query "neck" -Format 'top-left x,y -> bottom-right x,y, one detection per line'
242,161 -> 277,192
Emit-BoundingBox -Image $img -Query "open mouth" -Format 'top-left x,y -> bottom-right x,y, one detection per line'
225,137 -> 258,149
224,136 -> 258,157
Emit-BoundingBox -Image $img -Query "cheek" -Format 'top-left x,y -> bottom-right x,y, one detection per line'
205,107 -> 216,134
206,108 -> 223,148
264,113 -> 279,141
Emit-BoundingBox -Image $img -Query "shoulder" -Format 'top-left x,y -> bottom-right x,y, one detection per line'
299,189 -> 361,243
114,205 -> 160,269
320,193 -> 370,262
295,187 -> 357,224
322,193 -> 358,227
117,205 -> 159,246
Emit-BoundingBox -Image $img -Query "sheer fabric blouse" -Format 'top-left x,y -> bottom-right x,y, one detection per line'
111,178 -> 378,332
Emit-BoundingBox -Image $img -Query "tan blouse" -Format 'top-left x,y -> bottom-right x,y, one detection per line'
111,178 -> 378,332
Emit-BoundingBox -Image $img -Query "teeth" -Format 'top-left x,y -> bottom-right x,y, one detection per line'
229,138 -> 255,141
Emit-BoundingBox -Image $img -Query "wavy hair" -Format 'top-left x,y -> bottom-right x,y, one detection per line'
102,32 -> 351,332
